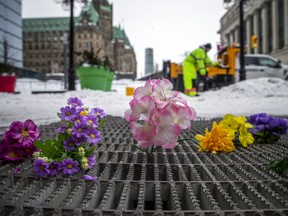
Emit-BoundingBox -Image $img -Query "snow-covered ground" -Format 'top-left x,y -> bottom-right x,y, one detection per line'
0,77 -> 287,130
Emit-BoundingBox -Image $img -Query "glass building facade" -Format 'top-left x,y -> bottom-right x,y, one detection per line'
0,0 -> 22,67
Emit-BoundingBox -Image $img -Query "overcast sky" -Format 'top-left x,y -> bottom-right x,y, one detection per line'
22,0 -> 228,77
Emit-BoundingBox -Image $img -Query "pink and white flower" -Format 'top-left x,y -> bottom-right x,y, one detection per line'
125,78 -> 196,150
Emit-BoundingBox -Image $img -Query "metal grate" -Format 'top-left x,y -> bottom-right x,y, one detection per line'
0,116 -> 287,215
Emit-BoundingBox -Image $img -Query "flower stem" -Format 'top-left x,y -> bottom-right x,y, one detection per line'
178,138 -> 206,152
132,144 -> 146,152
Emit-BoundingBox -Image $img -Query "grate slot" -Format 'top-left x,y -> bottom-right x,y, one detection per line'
176,183 -> 199,210
127,182 -> 139,210
23,179 -> 56,206
63,180 -> 93,208
144,182 -> 155,210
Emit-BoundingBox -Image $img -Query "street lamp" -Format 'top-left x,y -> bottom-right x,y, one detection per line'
223,0 -> 247,81
54,0 -> 89,90
238,0 -> 246,81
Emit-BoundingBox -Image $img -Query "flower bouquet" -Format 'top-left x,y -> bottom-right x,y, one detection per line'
125,78 -> 196,152
247,113 -> 288,144
33,97 -> 105,179
195,114 -> 254,153
0,119 -> 40,162
247,113 -> 288,175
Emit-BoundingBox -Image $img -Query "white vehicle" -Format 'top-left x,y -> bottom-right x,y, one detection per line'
236,54 -> 288,81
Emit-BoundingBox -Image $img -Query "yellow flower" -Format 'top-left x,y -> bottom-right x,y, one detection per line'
239,125 -> 254,147
220,114 -> 254,147
220,114 -> 238,130
195,122 -> 235,153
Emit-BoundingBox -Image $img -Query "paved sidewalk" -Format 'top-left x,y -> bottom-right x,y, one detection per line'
0,116 -> 288,215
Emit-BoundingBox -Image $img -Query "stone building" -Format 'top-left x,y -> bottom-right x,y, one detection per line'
218,0 -> 288,64
22,0 -> 136,77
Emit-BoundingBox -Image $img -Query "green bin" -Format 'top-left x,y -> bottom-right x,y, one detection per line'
77,66 -> 114,91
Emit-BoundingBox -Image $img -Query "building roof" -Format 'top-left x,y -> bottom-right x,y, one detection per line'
22,2 -> 130,47
23,2 -> 98,32
100,5 -> 112,13
113,26 -> 131,47
23,17 -> 71,32
79,2 -> 100,23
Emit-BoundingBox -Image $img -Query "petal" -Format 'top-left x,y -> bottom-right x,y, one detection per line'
130,122 -> 153,141
152,124 -> 180,146
138,141 -> 153,148
124,109 -> 139,122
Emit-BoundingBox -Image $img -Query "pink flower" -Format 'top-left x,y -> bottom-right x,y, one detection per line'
125,78 -> 196,151
124,109 -> 139,122
133,79 -> 153,100
130,121 -> 153,142
151,110 -> 181,148
130,96 -> 155,121
152,78 -> 179,109
167,103 -> 197,129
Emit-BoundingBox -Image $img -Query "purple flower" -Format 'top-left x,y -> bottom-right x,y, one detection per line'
0,145 -> 22,161
59,106 -> 77,121
88,154 -> 96,169
63,137 -> 76,152
85,128 -> 101,145
248,113 -> 288,144
68,97 -> 83,107
34,159 -> 50,177
90,108 -> 106,119
72,122 -> 87,139
74,115 -> 86,125
266,119 -> 280,130
278,118 -> 288,134
14,143 -> 37,157
48,161 -> 62,176
4,119 -> 40,147
86,115 -> 99,128
83,175 -> 98,181
12,167 -> 22,174
55,124 -> 68,134
61,158 -> 80,175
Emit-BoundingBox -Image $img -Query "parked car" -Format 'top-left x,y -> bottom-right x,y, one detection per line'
235,54 -> 288,81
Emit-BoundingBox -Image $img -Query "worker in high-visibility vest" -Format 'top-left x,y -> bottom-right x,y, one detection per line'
201,55 -> 220,91
183,43 -> 212,96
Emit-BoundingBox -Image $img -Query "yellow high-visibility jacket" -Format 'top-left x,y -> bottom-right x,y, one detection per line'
183,47 -> 207,79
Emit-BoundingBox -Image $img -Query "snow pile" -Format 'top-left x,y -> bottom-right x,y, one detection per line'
0,77 -> 287,129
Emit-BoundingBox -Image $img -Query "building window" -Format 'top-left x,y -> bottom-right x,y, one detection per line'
244,20 -> 247,43
278,0 -> 285,49
226,33 -> 230,45
257,9 -> 263,54
267,1 -> 273,53
249,15 -> 254,54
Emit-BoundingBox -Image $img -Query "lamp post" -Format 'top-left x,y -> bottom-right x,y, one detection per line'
223,0 -> 247,81
63,32 -> 68,90
54,0 -> 88,90
238,0 -> 246,81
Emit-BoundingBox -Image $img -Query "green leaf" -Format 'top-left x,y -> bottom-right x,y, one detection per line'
99,118 -> 106,127
268,156 -> 288,174
34,139 -> 63,159
85,146 -> 96,157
